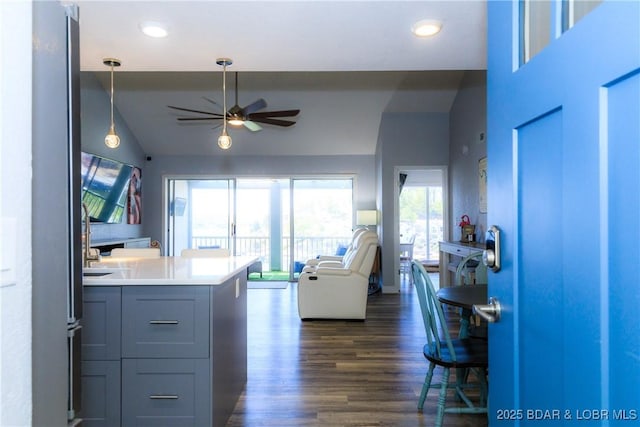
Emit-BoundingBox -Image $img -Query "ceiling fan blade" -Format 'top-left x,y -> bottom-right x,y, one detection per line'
168,105 -> 223,117
177,117 -> 223,121
249,117 -> 297,127
243,121 -> 263,132
248,109 -> 300,118
201,96 -> 222,110
242,98 -> 267,115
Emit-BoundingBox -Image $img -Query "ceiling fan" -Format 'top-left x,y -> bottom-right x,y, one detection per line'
168,72 -> 300,132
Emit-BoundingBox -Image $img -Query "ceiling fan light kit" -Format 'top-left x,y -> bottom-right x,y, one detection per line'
103,58 -> 121,149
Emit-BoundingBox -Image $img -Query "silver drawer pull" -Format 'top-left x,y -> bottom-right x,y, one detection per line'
149,394 -> 178,400
149,320 -> 179,325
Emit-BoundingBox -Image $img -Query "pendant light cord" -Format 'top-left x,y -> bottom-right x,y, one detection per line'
109,63 -> 115,128
222,63 -> 228,133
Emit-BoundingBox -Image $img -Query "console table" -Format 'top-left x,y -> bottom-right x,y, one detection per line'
438,241 -> 485,287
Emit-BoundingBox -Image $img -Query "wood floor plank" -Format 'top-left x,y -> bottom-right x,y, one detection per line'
226,281 -> 488,427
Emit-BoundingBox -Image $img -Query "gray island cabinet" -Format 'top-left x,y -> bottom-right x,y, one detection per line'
81,256 -> 253,427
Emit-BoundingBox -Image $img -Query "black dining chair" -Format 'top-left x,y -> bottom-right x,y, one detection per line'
410,261 -> 488,427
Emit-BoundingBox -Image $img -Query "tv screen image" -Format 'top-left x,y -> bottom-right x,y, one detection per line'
81,152 -> 133,223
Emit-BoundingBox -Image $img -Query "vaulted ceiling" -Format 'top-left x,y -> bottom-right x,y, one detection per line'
76,1 -> 487,156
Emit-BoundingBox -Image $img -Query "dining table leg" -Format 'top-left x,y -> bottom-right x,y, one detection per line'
458,307 -> 472,339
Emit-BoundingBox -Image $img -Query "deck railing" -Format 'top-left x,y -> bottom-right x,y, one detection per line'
191,235 -> 352,270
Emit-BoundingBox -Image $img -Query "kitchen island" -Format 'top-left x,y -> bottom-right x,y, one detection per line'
81,256 -> 256,427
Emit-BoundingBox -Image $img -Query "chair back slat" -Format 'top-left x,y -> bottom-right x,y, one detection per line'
454,252 -> 488,286
411,261 -> 457,362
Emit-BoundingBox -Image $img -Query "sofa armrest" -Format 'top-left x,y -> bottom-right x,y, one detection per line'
305,255 -> 343,266
316,260 -> 344,269
314,266 -> 352,276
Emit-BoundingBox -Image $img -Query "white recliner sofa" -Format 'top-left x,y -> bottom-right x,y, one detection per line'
301,227 -> 368,273
298,230 -> 378,320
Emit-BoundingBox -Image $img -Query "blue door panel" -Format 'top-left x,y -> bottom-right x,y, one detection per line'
516,109 -> 565,411
607,70 -> 640,413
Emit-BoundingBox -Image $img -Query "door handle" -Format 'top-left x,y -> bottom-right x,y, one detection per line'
473,297 -> 501,323
483,225 -> 501,272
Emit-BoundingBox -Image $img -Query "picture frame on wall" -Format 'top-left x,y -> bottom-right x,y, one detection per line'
479,157 -> 487,213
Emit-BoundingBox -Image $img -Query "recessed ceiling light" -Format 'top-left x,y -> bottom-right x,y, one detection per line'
412,19 -> 442,37
140,21 -> 168,38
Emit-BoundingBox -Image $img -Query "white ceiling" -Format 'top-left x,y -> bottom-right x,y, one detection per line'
75,0 -> 487,156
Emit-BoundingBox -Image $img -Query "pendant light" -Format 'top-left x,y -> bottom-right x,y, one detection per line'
103,58 -> 121,148
216,58 -> 232,150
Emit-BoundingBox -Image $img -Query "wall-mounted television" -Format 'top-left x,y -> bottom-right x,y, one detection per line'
81,152 -> 133,223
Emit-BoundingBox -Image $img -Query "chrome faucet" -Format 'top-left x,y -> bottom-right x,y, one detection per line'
82,203 -> 101,267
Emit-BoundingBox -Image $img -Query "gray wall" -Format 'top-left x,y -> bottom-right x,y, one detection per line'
376,112 -> 450,292
448,71 -> 487,241
141,154 -> 376,243
80,72 -> 147,241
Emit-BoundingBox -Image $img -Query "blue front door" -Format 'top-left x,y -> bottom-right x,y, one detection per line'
488,1 -> 639,424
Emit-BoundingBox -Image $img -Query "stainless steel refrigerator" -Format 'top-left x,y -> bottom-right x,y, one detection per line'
32,2 -> 82,426
66,6 -> 83,426
32,3 -> 83,425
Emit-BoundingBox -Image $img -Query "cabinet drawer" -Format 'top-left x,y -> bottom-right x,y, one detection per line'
121,358 -> 210,427
122,287 -> 210,358
83,287 -> 121,361
81,360 -> 121,427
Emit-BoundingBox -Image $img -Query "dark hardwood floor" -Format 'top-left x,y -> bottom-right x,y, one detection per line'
226,278 -> 488,427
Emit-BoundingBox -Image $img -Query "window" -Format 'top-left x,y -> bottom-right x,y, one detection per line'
520,0 -> 602,65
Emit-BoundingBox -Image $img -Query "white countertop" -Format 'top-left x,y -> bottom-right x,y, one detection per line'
82,256 -> 258,286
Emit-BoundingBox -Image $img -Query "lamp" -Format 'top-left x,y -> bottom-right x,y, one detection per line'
103,58 -> 121,148
216,58 -> 232,150
356,210 -> 378,227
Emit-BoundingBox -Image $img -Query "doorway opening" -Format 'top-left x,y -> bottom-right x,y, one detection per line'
397,167 -> 447,288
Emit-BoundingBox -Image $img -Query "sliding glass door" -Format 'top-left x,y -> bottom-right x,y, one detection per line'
166,176 -> 353,281
167,179 -> 235,256
235,178 -> 290,276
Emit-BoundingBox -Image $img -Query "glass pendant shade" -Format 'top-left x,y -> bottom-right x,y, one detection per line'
217,129 -> 232,149
105,124 -> 120,148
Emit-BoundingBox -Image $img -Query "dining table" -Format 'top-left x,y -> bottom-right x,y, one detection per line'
436,284 -> 488,338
